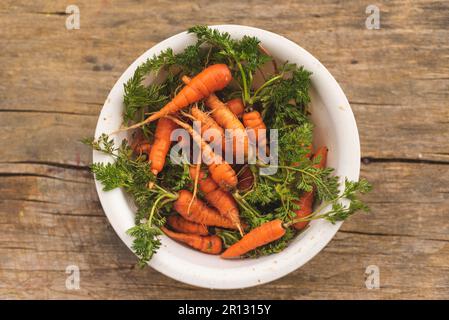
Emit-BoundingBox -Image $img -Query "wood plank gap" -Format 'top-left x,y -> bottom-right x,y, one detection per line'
361,157 -> 449,166
0,172 -> 90,185
340,229 -> 449,243
0,161 -> 90,171
0,109 -> 97,117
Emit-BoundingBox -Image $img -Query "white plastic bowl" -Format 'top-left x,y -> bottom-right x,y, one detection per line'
93,25 -> 360,289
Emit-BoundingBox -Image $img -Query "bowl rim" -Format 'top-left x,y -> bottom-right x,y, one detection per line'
93,24 -> 360,289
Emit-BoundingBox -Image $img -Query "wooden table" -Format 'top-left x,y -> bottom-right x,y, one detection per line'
1,0 -> 448,299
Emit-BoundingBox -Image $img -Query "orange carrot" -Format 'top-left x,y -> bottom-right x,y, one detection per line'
190,106 -> 225,147
167,215 -> 209,236
226,98 -> 244,118
292,190 -> 314,230
205,94 -> 249,157
167,116 -> 238,190
161,227 -> 222,254
243,111 -> 266,138
221,219 -> 286,259
135,142 -> 152,156
131,138 -> 151,156
293,146 -> 328,230
148,117 -> 178,175
189,167 -> 217,194
180,76 -> 248,158
208,161 -> 238,191
242,111 -> 267,154
130,130 -> 152,156
312,146 -> 328,169
305,144 -> 313,159
292,145 -> 312,167
125,64 -> 232,130
174,190 -> 237,230
189,167 -> 242,232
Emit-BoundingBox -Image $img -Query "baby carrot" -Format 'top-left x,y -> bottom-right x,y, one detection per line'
167,215 -> 209,236
130,130 -> 152,156
135,142 -> 151,156
313,146 -> 328,169
189,166 -> 242,233
190,106 -> 225,147
226,98 -> 244,118
293,146 -> 328,230
174,190 -> 237,230
126,64 -> 232,130
181,75 -> 248,157
242,111 -> 267,154
206,94 -> 249,157
149,117 -> 178,175
162,227 -> 222,254
221,219 -> 286,259
292,190 -> 314,230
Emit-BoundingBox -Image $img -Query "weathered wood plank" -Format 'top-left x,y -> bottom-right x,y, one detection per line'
0,112 -> 96,165
1,233 -> 448,299
0,162 -> 448,299
1,0 -> 448,161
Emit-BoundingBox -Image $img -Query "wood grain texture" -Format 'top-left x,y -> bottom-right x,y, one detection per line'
1,0 -> 448,299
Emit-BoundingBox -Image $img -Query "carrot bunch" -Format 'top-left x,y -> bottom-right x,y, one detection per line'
162,189 -> 236,254
125,62 -> 329,257
189,166 -> 243,233
88,26 -> 372,267
86,26 -> 370,264
122,64 -> 251,254
221,147 -> 328,259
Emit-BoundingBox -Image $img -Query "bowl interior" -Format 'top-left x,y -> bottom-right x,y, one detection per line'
93,25 -> 360,289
